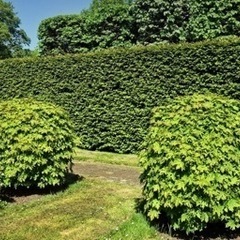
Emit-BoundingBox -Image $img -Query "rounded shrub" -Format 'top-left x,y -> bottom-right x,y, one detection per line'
0,98 -> 77,189
139,94 -> 240,234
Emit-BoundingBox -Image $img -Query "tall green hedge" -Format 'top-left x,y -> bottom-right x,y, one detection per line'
0,37 -> 239,153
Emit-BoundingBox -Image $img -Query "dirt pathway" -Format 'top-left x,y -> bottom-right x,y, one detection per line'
73,161 -> 141,186
2,161 -> 141,204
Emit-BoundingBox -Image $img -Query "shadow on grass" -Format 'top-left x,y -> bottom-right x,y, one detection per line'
0,173 -> 84,204
135,198 -> 240,240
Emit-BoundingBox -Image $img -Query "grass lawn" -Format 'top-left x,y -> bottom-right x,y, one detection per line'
0,150 -> 164,240
2,149 -> 236,239
0,179 -> 161,240
74,148 -> 138,167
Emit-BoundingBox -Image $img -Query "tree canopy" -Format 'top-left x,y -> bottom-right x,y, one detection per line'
0,0 -> 30,59
38,0 -> 134,55
130,0 -> 240,44
38,0 -> 240,55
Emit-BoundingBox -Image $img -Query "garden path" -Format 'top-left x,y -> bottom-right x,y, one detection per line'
73,161 -> 141,186
4,161 -> 141,204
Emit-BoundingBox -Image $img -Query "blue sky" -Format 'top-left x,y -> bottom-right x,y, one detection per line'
8,0 -> 92,49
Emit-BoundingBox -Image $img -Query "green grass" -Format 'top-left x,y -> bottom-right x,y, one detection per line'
74,148 -> 138,167
0,179 -> 163,240
100,213 -> 163,240
0,150 -> 168,240
0,179 -> 137,240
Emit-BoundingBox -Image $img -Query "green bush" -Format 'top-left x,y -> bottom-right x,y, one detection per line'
139,94 -> 240,234
0,38 -> 239,153
0,98 -> 77,189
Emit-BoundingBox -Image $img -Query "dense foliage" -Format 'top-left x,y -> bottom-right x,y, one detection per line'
0,99 -> 76,189
38,0 -> 134,55
0,37 -> 239,153
89,0 -> 133,10
131,0 -> 240,44
185,0 -> 240,42
130,0 -> 189,44
139,94 -> 240,234
0,0 -> 30,59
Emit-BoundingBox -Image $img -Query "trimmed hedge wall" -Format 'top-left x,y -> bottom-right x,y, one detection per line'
0,37 -> 239,153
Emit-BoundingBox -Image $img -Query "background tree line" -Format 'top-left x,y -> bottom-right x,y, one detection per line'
0,0 -> 240,58
38,0 -> 240,56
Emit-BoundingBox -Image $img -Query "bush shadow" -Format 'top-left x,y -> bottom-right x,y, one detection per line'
0,173 -> 84,204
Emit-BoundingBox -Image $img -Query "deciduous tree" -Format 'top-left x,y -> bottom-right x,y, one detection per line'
130,0 -> 240,44
38,0 -> 134,55
0,0 -> 30,59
